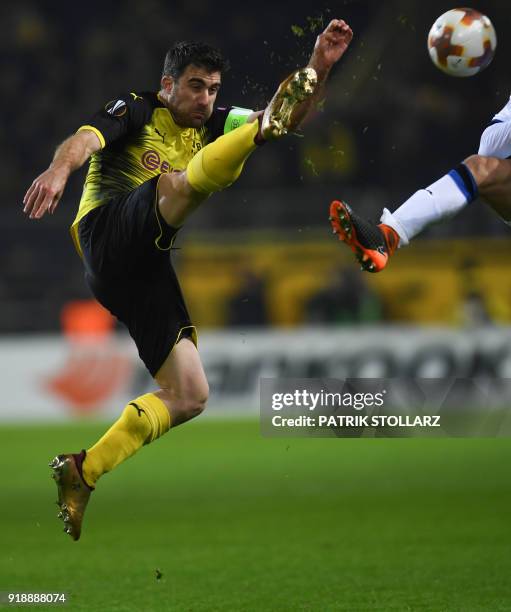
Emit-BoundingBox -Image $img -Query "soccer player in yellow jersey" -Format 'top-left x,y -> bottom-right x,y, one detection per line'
23,19 -> 353,540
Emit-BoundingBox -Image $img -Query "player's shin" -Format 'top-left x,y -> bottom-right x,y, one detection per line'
186,120 -> 259,194
380,163 -> 478,245
82,393 -> 171,487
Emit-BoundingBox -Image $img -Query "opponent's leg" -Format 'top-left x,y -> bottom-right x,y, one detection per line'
382,155 -> 511,237
475,119 -> 511,220
379,163 -> 478,246
329,162 -> 479,272
331,120 -> 511,270
464,155 -> 511,222
380,155 -> 511,244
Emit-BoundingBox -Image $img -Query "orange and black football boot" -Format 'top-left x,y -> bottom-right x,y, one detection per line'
329,200 -> 399,273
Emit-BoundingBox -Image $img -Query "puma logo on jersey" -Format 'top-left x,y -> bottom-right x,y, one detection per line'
129,402 -> 146,417
155,128 -> 166,143
130,92 -> 143,101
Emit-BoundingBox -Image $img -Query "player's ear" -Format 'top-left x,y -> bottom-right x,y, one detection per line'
161,75 -> 174,94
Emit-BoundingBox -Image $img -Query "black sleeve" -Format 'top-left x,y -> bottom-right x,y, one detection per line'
77,92 -> 155,147
204,105 -> 256,141
204,106 -> 232,141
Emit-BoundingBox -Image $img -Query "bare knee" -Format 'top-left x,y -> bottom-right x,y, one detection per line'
154,337 -> 209,426
464,154 -> 505,192
156,377 -> 209,425
180,379 -> 209,419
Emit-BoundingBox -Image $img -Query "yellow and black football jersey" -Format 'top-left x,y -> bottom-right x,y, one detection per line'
71,91 -> 252,252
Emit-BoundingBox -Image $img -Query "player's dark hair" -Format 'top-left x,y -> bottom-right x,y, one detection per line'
162,41 -> 229,79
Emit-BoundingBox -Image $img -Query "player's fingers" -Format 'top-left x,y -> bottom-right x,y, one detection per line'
23,184 -> 41,214
325,23 -> 352,38
48,194 -> 61,215
325,19 -> 348,33
325,19 -> 342,29
338,24 -> 352,35
324,27 -> 353,46
29,188 -> 49,219
35,192 -> 56,218
23,183 -> 38,209
23,182 -> 38,208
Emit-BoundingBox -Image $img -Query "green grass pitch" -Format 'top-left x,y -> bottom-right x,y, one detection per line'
1,418 -> 511,611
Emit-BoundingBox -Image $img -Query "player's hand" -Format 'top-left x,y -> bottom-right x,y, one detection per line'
309,19 -> 353,79
23,166 -> 68,219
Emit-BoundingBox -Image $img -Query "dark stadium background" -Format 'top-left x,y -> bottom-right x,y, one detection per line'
2,0 -> 510,332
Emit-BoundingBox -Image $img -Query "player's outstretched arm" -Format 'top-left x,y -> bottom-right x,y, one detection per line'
288,18 -> 353,130
23,129 -> 102,219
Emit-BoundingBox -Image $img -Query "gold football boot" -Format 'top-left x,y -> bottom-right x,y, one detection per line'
261,67 -> 317,140
49,451 -> 92,541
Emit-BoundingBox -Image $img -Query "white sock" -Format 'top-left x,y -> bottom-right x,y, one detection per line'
380,170 -> 475,246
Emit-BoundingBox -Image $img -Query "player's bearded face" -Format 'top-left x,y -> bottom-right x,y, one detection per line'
167,65 -> 221,128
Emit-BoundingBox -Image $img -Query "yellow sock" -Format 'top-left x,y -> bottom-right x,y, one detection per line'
82,393 -> 170,487
186,120 -> 259,194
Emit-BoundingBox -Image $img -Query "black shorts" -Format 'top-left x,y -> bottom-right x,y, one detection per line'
78,175 -> 196,377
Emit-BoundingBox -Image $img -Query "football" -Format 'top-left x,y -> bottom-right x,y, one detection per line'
427,8 -> 497,77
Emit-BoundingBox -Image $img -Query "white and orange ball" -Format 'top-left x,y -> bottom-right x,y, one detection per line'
428,8 -> 496,77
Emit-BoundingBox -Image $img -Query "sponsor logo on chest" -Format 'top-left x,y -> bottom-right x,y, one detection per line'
141,150 -> 171,173
140,133 -> 202,173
